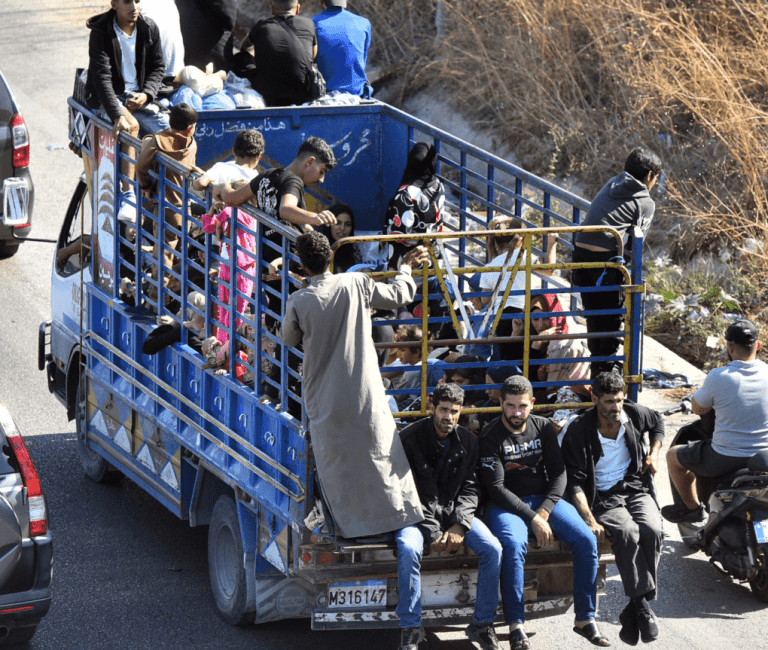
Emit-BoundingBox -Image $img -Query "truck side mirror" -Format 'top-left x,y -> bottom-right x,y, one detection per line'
2,178 -> 29,227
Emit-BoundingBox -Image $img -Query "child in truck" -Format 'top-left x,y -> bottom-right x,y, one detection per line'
202,180 -> 257,346
192,128 -> 265,191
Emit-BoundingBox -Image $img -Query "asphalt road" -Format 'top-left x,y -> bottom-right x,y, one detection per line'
1,2 -> 767,649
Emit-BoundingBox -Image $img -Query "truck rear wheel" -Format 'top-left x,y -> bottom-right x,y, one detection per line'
208,495 -> 253,625
75,382 -> 122,484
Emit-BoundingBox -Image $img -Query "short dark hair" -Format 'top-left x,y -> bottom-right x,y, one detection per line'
233,129 -> 264,159
500,375 -> 533,401
297,137 -> 337,169
169,103 -> 198,131
592,371 -> 626,398
624,147 -> 663,183
272,0 -> 298,10
295,232 -> 333,274
431,382 -> 465,407
445,354 -> 485,384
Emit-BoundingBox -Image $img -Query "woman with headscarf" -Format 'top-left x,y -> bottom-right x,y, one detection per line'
529,293 -> 591,424
382,142 -> 445,268
320,204 -> 362,273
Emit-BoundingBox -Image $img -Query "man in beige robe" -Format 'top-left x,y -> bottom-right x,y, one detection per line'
282,232 -> 427,538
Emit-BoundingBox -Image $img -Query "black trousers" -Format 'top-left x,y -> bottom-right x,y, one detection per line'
571,246 -> 625,377
595,490 -> 662,600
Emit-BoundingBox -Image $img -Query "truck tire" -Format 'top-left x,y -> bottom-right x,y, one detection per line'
75,383 -> 123,484
208,495 -> 254,625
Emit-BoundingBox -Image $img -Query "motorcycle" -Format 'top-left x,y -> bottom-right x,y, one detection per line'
668,410 -> 768,602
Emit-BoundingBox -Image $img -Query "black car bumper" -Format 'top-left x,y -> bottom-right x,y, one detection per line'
0,531 -> 52,633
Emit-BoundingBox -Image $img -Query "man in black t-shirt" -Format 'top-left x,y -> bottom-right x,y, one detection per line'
240,0 -> 317,106
217,135 -> 338,267
479,376 -> 608,649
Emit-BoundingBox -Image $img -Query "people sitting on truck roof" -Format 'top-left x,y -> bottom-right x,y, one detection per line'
529,293 -> 591,425
312,0 -> 371,97
397,382 -> 503,650
479,375 -> 609,650
135,102 -> 199,290
382,142 -> 445,270
140,0 -> 185,81
237,0 -> 319,107
176,0 -> 238,73
320,204 -> 362,273
193,129 -> 265,193
85,0 -> 170,150
202,179 -> 257,347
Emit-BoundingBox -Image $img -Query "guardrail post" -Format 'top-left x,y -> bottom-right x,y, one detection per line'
628,233 -> 644,402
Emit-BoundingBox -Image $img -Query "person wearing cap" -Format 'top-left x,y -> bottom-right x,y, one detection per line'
663,319 -> 768,524
313,0 -> 372,97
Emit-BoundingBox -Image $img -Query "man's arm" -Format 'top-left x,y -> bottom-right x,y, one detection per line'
279,194 -> 336,228
368,247 -> 430,310
448,435 -> 481,533
571,490 -> 606,543
281,299 -> 304,348
691,396 -> 712,416
538,422 -> 567,515
135,135 -> 158,193
88,30 -> 124,124
643,438 -> 663,475
240,34 -> 255,56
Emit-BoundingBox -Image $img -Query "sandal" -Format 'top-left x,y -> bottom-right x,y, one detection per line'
573,621 -> 611,647
510,627 -> 531,650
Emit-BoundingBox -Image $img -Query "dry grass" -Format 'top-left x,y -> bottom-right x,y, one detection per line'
360,0 -> 768,278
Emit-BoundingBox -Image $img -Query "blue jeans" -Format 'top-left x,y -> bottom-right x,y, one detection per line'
396,518 -> 502,629
96,94 -> 170,137
484,498 -> 598,624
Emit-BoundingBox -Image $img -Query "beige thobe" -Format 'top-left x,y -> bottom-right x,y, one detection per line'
282,269 -> 424,538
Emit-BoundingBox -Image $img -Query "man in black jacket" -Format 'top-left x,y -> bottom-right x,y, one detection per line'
396,383 -> 502,650
561,372 -> 664,645
85,0 -> 168,141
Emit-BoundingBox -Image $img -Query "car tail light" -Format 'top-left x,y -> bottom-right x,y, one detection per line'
5,433 -> 47,536
11,113 -> 30,169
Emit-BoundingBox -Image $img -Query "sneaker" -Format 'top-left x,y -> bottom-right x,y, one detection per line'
636,607 -> 659,643
660,501 -> 706,524
618,602 -> 640,646
399,626 -> 425,650
465,622 -> 501,650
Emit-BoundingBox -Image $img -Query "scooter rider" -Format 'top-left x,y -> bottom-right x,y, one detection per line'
663,319 -> 768,524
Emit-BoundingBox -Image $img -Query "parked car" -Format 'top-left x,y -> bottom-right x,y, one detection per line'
0,403 -> 51,645
0,68 -> 34,257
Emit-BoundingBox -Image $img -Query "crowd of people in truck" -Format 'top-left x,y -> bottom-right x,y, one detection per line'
71,2 -> 768,650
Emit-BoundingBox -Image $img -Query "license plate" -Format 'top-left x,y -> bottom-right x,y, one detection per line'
755,521 -> 768,544
327,579 -> 387,609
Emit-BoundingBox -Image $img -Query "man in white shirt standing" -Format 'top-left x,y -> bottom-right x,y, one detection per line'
561,372 -> 665,645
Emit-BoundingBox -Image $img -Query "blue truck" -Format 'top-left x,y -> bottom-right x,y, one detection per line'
36,91 -> 645,630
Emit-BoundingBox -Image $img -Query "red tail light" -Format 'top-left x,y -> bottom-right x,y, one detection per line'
11,113 -> 30,169
6,433 -> 47,536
